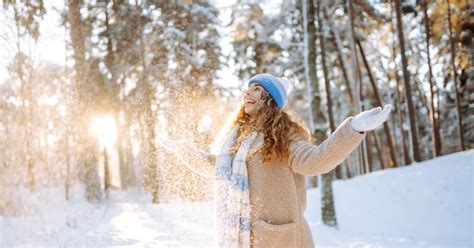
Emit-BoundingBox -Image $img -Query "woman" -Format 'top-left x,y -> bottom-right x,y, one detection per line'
160,73 -> 391,247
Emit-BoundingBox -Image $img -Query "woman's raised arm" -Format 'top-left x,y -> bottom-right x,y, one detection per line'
289,105 -> 391,176
158,139 -> 215,179
288,117 -> 365,176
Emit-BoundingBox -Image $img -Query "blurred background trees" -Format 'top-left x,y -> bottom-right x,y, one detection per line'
0,0 -> 472,219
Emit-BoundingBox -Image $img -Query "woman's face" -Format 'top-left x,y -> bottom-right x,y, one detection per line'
243,83 -> 265,115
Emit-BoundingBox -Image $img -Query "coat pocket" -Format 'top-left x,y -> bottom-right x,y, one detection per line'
252,220 -> 297,248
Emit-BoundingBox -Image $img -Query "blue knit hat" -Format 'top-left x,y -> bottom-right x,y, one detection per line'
248,73 -> 289,109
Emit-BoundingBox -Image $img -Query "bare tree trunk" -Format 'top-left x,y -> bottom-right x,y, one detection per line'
317,2 -> 334,147
395,71 -> 411,165
68,0 -> 102,202
302,0 -> 327,139
136,2 -> 159,203
63,22 -> 72,201
143,89 -> 159,203
324,7 -> 366,174
372,131 -> 386,170
64,134 -> 71,200
357,40 -> 398,167
366,132 -> 374,172
118,112 -> 135,189
103,0 -> 129,190
124,116 -> 136,187
116,113 -> 127,189
446,0 -> 466,151
12,7 -> 36,192
26,77 -> 35,191
27,157 -> 35,191
103,147 -> 110,200
317,0 -> 337,228
393,0 -> 421,162
62,112 -> 73,200
414,77 -> 432,116
323,6 -> 354,104
422,1 -> 441,157
302,0 -> 327,191
389,5 -> 410,166
347,0 -> 367,175
24,72 -> 35,191
68,0 -> 86,89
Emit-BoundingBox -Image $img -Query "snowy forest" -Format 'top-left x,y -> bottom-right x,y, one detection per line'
0,0 -> 473,247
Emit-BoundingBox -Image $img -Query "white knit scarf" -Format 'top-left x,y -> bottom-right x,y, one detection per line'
214,125 -> 257,248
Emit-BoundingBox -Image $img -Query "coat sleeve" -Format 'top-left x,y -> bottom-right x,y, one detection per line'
164,142 -> 215,179
288,117 -> 366,176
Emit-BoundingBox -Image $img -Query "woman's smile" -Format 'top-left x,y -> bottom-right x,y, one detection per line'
244,98 -> 256,104
243,83 -> 264,114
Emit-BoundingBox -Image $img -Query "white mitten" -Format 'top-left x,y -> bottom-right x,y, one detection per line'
351,104 -> 392,132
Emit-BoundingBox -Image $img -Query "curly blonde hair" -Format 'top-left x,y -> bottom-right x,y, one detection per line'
229,91 -> 311,164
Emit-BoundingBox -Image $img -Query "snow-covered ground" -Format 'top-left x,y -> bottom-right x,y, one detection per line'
307,150 -> 473,247
1,151 -> 472,247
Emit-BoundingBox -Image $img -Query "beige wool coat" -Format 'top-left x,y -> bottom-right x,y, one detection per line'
176,117 -> 366,247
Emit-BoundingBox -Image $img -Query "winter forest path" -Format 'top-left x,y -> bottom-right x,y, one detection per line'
1,151 -> 472,247
1,189 -> 215,247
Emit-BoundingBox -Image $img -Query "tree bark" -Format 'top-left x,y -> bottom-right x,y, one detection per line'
357,40 -> 398,167
68,0 -> 102,202
395,70 -> 411,165
302,0 -> 327,191
316,0 -> 337,228
446,0 -> 466,151
422,1 -> 441,157
393,0 -> 421,162
103,147 -> 111,199
143,88 -> 159,203
389,4 -> 411,166
302,0 -> 326,138
64,131 -> 71,200
323,6 -> 354,104
366,132 -> 374,172
347,0 -> 367,175
136,2 -> 159,203
372,131 -> 386,170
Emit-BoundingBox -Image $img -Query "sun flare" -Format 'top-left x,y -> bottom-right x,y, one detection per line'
91,114 -> 117,149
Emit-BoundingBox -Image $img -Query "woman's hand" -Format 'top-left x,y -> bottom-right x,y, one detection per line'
351,104 -> 392,132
